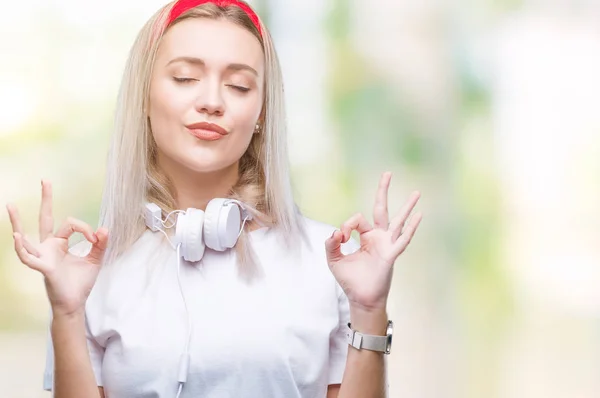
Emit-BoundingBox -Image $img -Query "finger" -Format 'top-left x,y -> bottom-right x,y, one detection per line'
55,217 -> 98,244
13,232 -> 46,272
86,227 -> 109,266
391,212 -> 422,258
22,235 -> 41,257
341,213 -> 373,243
325,229 -> 345,265
389,191 -> 421,240
6,203 -> 24,235
373,171 -> 391,229
39,180 -> 54,242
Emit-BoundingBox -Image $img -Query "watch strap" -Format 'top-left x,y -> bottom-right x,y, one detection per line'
346,321 -> 393,354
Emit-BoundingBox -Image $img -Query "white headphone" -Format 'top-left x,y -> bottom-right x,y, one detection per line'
142,198 -> 254,398
143,198 -> 253,262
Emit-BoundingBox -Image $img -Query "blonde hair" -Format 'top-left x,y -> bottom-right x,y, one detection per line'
98,0 -> 305,279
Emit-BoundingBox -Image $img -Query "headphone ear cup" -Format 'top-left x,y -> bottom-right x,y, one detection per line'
204,198 -> 226,251
204,198 -> 243,251
220,202 -> 242,249
176,208 -> 205,262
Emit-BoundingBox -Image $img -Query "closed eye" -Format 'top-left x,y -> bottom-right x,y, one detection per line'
228,85 -> 250,93
173,77 -> 197,83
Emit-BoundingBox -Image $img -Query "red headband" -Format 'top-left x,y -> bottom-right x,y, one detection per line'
167,0 -> 262,37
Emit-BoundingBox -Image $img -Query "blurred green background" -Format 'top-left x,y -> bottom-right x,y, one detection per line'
2,0 -> 600,397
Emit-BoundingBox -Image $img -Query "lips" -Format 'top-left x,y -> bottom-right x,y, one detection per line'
186,122 -> 228,141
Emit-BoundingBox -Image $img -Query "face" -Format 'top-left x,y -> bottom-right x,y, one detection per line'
148,17 -> 264,174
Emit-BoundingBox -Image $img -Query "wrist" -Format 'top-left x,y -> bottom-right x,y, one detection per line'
349,305 -> 388,335
51,307 -> 86,323
51,311 -> 86,342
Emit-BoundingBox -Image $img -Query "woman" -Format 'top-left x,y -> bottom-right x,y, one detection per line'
6,0 -> 422,397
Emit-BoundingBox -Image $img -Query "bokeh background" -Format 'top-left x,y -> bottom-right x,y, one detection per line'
2,0 -> 600,397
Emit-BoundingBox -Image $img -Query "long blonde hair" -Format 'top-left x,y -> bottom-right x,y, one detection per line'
98,0 -> 305,278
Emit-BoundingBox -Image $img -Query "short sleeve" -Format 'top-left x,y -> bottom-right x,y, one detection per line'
42,240 -> 104,392
328,282 -> 351,385
42,315 -> 105,391
42,319 -> 53,391
327,236 -> 360,385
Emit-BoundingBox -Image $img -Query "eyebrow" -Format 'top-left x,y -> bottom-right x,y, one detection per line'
166,56 -> 258,76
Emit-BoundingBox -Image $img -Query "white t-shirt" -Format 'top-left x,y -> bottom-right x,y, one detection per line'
43,217 -> 359,397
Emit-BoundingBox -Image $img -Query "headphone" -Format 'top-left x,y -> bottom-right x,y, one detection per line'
143,198 -> 253,262
142,198 -> 254,398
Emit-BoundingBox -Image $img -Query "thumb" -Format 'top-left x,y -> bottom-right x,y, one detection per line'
325,230 -> 344,265
87,227 -> 109,266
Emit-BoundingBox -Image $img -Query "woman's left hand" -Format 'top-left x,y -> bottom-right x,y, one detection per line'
325,172 -> 422,316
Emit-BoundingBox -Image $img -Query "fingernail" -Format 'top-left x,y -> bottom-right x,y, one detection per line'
93,233 -> 99,243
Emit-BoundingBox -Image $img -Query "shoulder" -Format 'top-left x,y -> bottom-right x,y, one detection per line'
83,230 -> 169,309
67,230 -> 163,267
295,217 -> 355,301
298,216 -> 360,256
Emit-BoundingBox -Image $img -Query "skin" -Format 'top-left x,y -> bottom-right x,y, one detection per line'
149,18 -> 265,211
5,17 -> 422,398
325,172 -> 422,398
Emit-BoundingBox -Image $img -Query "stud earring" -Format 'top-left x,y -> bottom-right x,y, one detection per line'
254,124 -> 261,133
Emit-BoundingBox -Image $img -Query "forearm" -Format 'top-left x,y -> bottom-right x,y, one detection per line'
51,312 -> 100,398
337,307 -> 388,398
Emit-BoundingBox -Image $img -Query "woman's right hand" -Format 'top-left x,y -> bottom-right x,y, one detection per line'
6,180 -> 109,319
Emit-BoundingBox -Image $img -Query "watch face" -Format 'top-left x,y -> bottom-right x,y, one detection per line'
385,320 -> 393,354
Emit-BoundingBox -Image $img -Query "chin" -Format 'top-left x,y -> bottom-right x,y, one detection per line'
158,145 -> 243,175
180,154 -> 238,174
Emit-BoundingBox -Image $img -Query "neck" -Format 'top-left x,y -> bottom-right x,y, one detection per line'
157,154 -> 239,211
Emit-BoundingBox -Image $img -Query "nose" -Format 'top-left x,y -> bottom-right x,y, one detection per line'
194,79 -> 225,116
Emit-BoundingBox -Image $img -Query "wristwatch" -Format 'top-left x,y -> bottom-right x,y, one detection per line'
346,320 -> 394,354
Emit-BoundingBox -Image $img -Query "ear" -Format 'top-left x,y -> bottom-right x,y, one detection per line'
254,109 -> 266,134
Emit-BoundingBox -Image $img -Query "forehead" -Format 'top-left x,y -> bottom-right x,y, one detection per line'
157,18 -> 264,73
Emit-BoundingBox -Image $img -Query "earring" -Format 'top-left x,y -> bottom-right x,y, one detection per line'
254,124 -> 261,133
